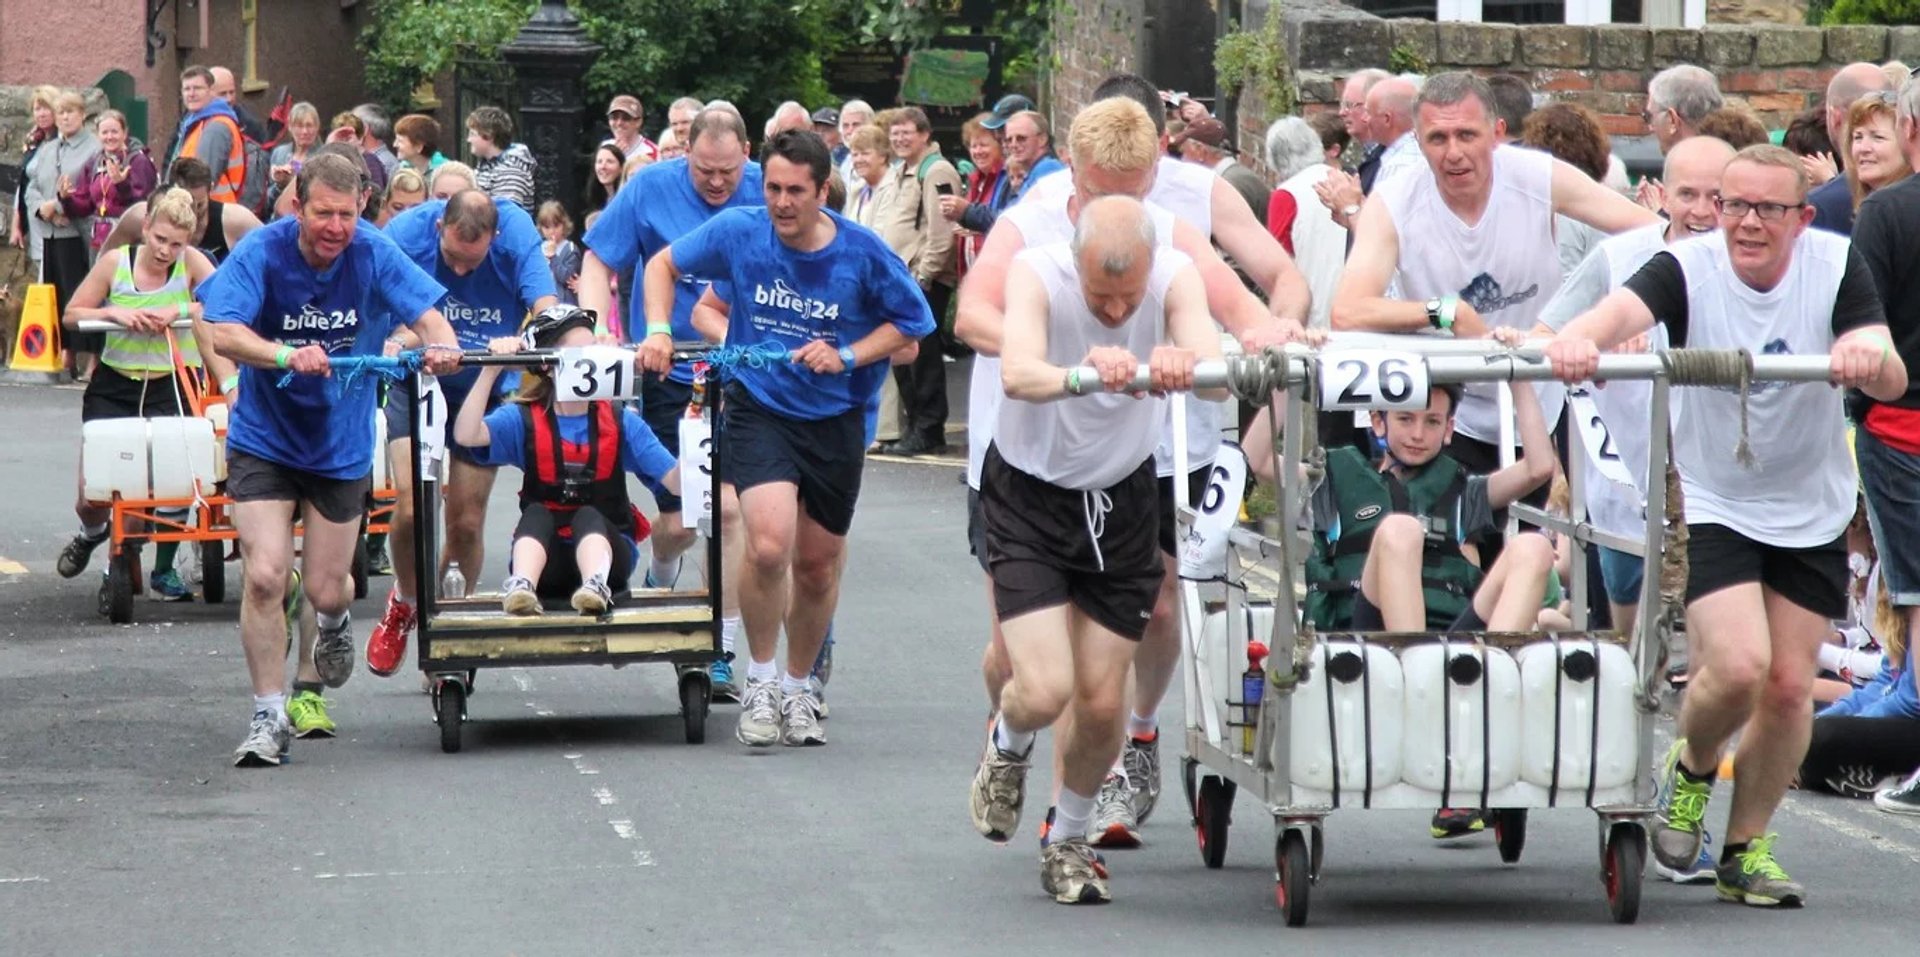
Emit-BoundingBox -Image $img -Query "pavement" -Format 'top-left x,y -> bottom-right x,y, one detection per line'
4,377 -> 1918,956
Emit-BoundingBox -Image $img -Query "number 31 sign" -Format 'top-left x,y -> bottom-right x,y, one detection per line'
555,346 -> 643,401
1316,350 -> 1429,412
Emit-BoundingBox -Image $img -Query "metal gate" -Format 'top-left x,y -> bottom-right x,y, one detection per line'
453,58 -> 521,165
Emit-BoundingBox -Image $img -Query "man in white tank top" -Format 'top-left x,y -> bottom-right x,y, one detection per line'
1547,145 -> 1907,908
1332,71 -> 1658,470
968,196 -> 1223,904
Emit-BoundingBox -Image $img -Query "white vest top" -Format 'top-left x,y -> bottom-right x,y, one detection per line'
996,242 -> 1193,490
1575,223 -> 1671,541
1022,156 -> 1216,235
966,190 -> 1178,488
1665,229 -> 1857,548
1379,144 -> 1567,444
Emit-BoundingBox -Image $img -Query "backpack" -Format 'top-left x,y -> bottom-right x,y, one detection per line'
912,151 -> 956,232
234,133 -> 272,220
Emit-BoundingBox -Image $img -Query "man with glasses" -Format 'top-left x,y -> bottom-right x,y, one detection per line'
603,94 -> 659,162
1547,143 -> 1906,907
1808,63 -> 1896,234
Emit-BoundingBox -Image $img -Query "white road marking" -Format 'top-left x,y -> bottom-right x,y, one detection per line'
591,787 -> 617,806
510,672 -> 533,693
0,875 -> 49,884
0,558 -> 27,575
314,863 -> 643,880
1779,797 -> 1920,864
606,819 -> 656,867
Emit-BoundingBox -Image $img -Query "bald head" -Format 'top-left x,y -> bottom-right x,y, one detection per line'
1664,134 -> 1737,181
1826,62 -> 1894,139
1367,78 -> 1418,144
1661,136 -> 1735,238
209,66 -> 237,102
1071,197 -> 1157,326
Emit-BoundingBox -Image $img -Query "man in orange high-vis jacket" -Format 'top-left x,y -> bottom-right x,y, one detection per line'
168,66 -> 246,204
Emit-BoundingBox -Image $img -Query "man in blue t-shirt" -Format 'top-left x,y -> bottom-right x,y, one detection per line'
637,129 -> 934,749
580,106 -> 763,694
198,153 -> 460,768
366,190 -> 557,677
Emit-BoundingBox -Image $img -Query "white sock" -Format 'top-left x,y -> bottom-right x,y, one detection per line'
745,656 -> 778,684
780,672 -> 811,697
1054,786 -> 1096,842
994,718 -> 1036,757
649,553 -> 681,585
1127,711 -> 1158,740
82,522 -> 109,539
253,692 -> 286,720
721,616 -> 742,656
316,610 -> 347,632
584,552 -> 612,582
392,586 -> 413,606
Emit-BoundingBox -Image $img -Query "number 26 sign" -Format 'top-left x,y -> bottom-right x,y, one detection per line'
1315,350 -> 1429,412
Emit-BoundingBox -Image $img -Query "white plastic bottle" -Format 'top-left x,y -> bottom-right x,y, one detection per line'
1288,641 -> 1406,794
441,561 -> 467,601
1516,640 -> 1639,792
1400,643 -> 1522,795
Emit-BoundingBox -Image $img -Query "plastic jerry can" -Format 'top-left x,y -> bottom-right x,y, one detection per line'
1400,643 -> 1522,794
204,403 -> 230,480
147,417 -> 217,499
1289,641 -> 1405,793
371,408 -> 391,490
1516,641 -> 1639,792
1200,604 -> 1275,722
82,419 -> 154,501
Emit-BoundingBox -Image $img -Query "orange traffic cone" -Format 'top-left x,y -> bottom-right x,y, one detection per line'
4,283 -> 63,382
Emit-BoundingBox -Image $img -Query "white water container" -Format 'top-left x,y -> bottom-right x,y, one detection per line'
1400,643 -> 1522,795
1517,640 -> 1639,792
148,417 -> 217,499
371,408 -> 391,491
1198,604 -> 1274,735
204,403 -> 230,480
1289,641 -> 1405,794
82,419 -> 154,501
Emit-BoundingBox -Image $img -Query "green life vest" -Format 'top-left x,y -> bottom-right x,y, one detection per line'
1303,446 -> 1484,631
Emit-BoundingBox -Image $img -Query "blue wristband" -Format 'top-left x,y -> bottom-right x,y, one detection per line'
838,346 -> 856,374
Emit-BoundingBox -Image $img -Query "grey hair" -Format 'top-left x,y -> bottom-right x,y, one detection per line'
690,107 -> 750,148
1417,71 -> 1495,116
668,96 -> 704,118
1900,74 -> 1920,124
840,98 -> 874,121
703,99 -> 742,117
1648,65 -> 1724,125
1070,196 -> 1156,275
1345,68 -> 1391,95
1264,117 -> 1323,183
352,104 -> 392,144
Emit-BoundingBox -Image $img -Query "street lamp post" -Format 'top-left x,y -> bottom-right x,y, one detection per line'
500,0 -> 602,218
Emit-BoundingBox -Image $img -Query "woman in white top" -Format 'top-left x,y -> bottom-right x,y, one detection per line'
1262,117 -> 1345,329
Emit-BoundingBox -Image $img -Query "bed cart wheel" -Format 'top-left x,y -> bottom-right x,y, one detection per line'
1181,756 -> 1200,822
1492,808 -> 1528,864
1276,829 -> 1312,927
1602,822 -> 1646,925
200,540 -> 226,604
679,670 -> 710,744
436,680 -> 466,754
103,551 -> 135,624
350,534 -> 370,601
1194,775 -> 1236,869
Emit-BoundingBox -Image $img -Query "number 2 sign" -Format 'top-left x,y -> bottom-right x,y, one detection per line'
1315,350 -> 1429,412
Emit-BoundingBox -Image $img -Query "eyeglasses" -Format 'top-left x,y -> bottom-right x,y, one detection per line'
1715,198 -> 1805,221
607,111 -> 636,122
1339,100 -> 1365,111
1005,134 -> 1036,145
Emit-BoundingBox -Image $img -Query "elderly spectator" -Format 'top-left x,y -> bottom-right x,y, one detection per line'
1846,92 -> 1911,212
1309,111 -> 1350,167
467,106 -> 537,212
1644,64 -> 1724,154
1695,106 -> 1770,150
604,94 -> 658,162
25,90 -> 100,377
1521,101 -> 1614,278
78,110 -> 156,254
1810,62 -> 1895,233
840,122 -> 902,448
1487,73 -> 1534,143
764,100 -> 811,142
10,86 -> 59,252
977,93 -> 1034,135
812,106 -> 843,157
836,98 -> 875,189
429,161 -> 476,201
1367,76 -> 1422,186
1264,116 -> 1345,329
942,113 -> 1006,279
353,104 -> 400,178
999,110 -> 1065,200
875,106 -> 963,457
268,102 -> 320,191
1173,115 -> 1269,225
393,114 -> 445,176
656,128 -> 685,161
1338,69 -> 1392,190
207,65 -> 267,142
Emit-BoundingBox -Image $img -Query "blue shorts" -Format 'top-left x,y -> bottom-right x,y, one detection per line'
384,379 -> 492,467
1857,428 -> 1920,606
1597,545 -> 1644,607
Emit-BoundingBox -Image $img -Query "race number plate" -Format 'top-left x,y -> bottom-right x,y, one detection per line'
416,375 -> 447,481
555,346 -> 642,402
1177,444 -> 1249,581
1566,387 -> 1636,488
678,416 -> 713,526
1316,350 -> 1429,412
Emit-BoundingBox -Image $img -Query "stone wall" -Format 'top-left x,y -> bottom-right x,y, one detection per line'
1048,0 -> 1151,133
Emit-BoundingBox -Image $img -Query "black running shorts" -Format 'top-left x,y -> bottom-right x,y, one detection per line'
227,451 -> 371,526
1684,522 -> 1847,619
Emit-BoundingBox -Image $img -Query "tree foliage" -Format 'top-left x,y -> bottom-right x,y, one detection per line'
1822,0 -> 1920,23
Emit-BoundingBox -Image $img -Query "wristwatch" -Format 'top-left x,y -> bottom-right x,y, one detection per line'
1341,203 -> 1361,219
1425,295 -> 1458,332
1424,298 -> 1444,329
838,345 -> 856,373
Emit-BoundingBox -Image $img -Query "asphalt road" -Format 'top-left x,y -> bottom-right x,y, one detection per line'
3,379 -> 1917,956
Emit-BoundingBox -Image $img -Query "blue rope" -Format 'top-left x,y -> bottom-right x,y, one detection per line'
695,342 -> 795,381
276,349 -> 427,394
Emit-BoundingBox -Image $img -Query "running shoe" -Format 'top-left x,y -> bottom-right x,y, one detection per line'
1653,828 -> 1717,884
501,576 -> 541,616
736,678 -> 781,747
365,589 -> 415,678
781,685 -> 827,747
1040,837 -> 1111,904
969,717 -> 1030,843
1875,774 -> 1920,816
149,569 -> 193,602
572,574 -> 613,616
1430,808 -> 1485,839
809,625 -> 834,720
1715,833 -> 1804,907
1090,773 -> 1142,848
233,710 -> 292,768
1824,765 -> 1904,799
1038,806 -> 1056,849
56,529 -> 109,579
286,690 -> 337,739
643,555 -> 682,590
366,535 -> 393,576
1654,737 -> 1713,870
709,655 -> 739,703
313,611 -> 356,689
1122,731 -> 1161,824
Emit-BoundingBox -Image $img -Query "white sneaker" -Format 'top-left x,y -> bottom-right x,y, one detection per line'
735,678 -> 781,747
781,687 -> 827,747
233,710 -> 292,768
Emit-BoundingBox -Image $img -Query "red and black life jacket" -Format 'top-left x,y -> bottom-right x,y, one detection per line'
519,402 -> 651,542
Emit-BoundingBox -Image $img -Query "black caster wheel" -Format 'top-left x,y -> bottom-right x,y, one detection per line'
103,551 -> 135,624
1276,829 -> 1311,927
1181,756 -> 1200,822
679,672 -> 710,744
1194,775 -> 1236,869
1603,822 -> 1646,925
200,539 -> 226,603
436,680 -> 466,754
1493,808 -> 1528,864
350,534 -> 370,601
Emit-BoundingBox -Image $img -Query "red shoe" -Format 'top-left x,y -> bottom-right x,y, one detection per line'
366,590 -> 416,677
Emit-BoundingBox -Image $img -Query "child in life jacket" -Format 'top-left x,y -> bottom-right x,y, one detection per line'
453,306 -> 680,616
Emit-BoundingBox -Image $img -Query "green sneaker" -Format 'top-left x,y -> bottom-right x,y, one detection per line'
286,689 -> 337,739
1654,738 -> 1712,870
1715,833 -> 1804,907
